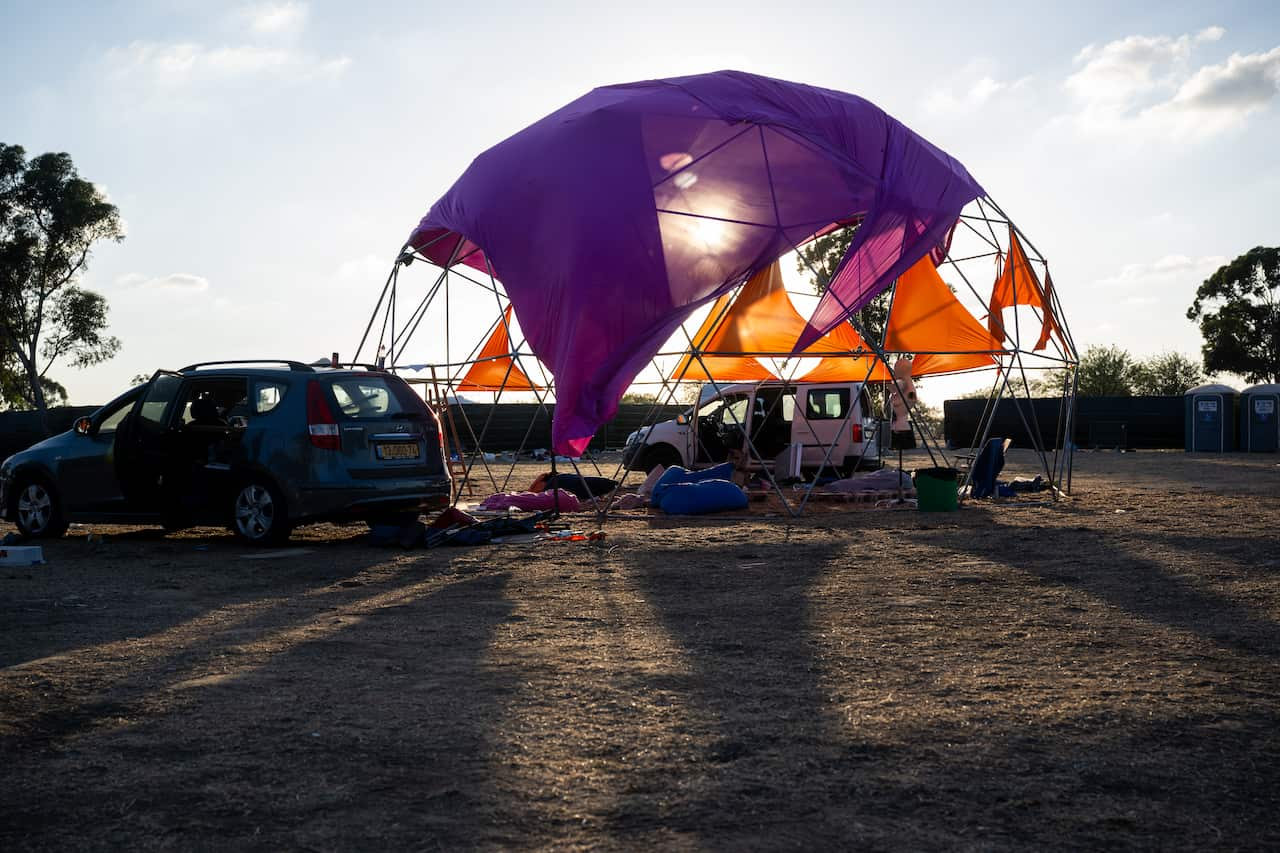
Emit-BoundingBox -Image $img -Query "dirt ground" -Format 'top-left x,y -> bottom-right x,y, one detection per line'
2,450 -> 1279,851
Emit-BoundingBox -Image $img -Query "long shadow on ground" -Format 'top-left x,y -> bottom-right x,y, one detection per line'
611,520 -> 1280,850
616,535 -> 864,848
0,529 -> 377,668
1,555 -> 518,850
917,522 -> 1280,662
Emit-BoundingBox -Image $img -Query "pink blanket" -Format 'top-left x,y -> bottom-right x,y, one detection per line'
478,489 -> 582,513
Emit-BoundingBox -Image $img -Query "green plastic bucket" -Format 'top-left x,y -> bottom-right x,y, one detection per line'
914,467 -> 959,512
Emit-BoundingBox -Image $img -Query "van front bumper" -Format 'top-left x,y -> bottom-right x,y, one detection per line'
621,442 -> 645,470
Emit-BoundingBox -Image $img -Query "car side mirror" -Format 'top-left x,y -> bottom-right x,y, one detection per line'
228,415 -> 249,431
74,416 -> 93,436
675,413 -> 689,426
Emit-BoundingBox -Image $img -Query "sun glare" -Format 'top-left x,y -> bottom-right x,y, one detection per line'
692,217 -> 726,249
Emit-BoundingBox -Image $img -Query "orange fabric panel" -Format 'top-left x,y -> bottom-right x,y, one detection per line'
698,262 -> 878,355
701,263 -> 810,354
672,260 -> 888,381
884,254 -> 1004,376
909,351 -> 1000,376
670,289 -> 778,381
672,353 -> 777,382
455,360 -> 539,391
456,306 -> 541,391
1035,269 -> 1065,352
986,230 -> 1062,351
798,355 -> 893,382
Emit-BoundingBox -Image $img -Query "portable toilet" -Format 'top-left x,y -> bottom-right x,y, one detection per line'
1239,383 -> 1280,452
1184,383 -> 1236,452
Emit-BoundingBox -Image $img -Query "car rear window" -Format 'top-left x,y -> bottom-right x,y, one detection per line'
327,375 -> 427,420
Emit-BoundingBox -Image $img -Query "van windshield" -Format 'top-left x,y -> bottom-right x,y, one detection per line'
699,394 -> 749,427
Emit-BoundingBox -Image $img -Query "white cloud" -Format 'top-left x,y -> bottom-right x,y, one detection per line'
1096,254 -> 1226,288
117,272 -> 211,292
335,254 -> 391,284
103,39 -> 349,92
924,62 -> 1034,115
1065,28 -> 1218,106
1147,46 -> 1280,129
1063,27 -> 1279,138
242,1 -> 310,37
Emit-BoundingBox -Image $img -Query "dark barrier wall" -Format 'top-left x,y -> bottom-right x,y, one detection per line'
943,396 -> 1185,450
0,403 -> 688,460
444,403 -> 688,453
7,400 -> 1183,459
0,406 -> 101,461
2,403 -> 688,460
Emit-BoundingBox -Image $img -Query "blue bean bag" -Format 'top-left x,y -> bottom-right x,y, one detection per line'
649,462 -> 736,507
659,479 -> 749,515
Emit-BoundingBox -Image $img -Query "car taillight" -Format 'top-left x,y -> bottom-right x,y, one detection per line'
851,423 -> 863,442
433,411 -> 447,456
307,380 -> 341,450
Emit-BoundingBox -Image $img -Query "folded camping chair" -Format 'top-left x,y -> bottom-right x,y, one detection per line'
968,437 -> 1011,499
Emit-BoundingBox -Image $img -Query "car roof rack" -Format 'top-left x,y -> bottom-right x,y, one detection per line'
307,361 -> 389,372
180,360 -> 316,372
334,362 -> 387,372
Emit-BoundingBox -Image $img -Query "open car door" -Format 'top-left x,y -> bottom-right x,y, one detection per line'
113,371 -> 186,510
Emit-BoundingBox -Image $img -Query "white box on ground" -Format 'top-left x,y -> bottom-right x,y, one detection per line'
0,545 -> 45,566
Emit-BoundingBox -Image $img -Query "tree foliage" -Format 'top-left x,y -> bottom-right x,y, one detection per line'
794,224 -> 891,345
959,346 -> 1206,400
0,143 -> 123,423
1131,351 -> 1205,395
1187,247 -> 1280,384
1074,344 -> 1137,396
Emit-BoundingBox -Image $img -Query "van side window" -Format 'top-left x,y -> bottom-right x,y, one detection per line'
806,388 -> 850,420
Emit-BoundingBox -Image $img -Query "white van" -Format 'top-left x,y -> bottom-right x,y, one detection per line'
623,381 -> 881,476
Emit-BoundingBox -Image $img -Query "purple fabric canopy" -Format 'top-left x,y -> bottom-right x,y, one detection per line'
409,70 -> 983,455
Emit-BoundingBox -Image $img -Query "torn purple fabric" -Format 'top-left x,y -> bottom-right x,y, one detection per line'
408,70 -> 983,455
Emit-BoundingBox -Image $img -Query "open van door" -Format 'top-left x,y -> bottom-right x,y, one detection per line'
693,391 -> 750,464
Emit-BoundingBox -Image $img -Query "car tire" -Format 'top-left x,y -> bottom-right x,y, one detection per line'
13,477 -> 69,539
230,478 -> 292,546
640,443 -> 683,473
161,518 -> 189,535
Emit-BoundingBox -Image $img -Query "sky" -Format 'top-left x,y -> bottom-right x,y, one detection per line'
4,0 -> 1280,406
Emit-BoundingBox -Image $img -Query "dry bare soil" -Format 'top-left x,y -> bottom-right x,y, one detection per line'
2,450 -> 1279,850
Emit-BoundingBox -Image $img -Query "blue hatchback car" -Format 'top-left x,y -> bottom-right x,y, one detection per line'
1,361 -> 452,544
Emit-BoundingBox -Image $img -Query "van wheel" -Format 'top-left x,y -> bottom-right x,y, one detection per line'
14,478 -> 68,539
640,444 -> 682,473
231,479 -> 292,546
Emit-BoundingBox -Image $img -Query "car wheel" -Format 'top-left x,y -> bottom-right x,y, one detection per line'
230,479 -> 292,546
640,444 -> 683,473
14,478 -> 69,539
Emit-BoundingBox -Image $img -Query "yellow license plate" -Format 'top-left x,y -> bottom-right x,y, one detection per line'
376,442 -> 419,460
